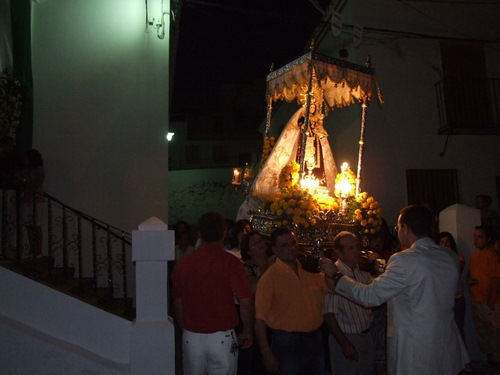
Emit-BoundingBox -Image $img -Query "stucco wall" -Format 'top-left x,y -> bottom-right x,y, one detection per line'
315,0 -> 500,225
168,167 -> 247,228
31,0 -> 169,232
0,267 -> 131,374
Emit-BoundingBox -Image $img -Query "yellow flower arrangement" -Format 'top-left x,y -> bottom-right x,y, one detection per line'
262,185 -> 338,229
261,161 -> 340,229
349,192 -> 383,235
278,161 -> 300,190
260,136 -> 276,169
260,160 -> 383,235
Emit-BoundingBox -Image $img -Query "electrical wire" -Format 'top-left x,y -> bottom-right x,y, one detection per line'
316,22 -> 500,43
395,0 -> 486,40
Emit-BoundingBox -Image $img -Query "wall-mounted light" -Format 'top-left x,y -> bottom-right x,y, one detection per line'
166,132 -> 174,141
145,0 -> 170,39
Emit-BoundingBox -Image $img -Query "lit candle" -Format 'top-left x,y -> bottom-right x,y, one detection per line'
232,168 -> 242,185
337,180 -> 351,197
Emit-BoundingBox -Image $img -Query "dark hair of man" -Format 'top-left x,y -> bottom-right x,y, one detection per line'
270,226 -> 294,246
174,220 -> 190,234
1,135 -> 15,145
436,232 -> 457,252
474,225 -> 492,241
333,231 -> 357,253
475,194 -> 492,205
399,204 -> 433,237
25,149 -> 44,167
198,212 -> 225,243
229,219 -> 251,249
240,230 -> 261,261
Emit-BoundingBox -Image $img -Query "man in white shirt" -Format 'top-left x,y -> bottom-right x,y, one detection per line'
328,205 -> 469,375
324,231 -> 374,375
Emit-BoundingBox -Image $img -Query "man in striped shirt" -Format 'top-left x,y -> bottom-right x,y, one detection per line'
323,231 -> 375,375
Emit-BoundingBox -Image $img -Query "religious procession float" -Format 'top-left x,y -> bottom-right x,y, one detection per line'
233,46 -> 384,254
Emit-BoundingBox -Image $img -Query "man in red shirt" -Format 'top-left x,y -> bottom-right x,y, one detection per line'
172,212 -> 254,375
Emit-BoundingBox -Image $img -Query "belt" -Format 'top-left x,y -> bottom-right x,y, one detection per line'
361,327 -> 371,334
272,329 -> 320,337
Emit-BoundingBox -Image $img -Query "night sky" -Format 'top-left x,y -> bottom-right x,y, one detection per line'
171,0 -> 326,138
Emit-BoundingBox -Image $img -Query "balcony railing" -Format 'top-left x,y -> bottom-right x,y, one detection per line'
0,189 -> 132,313
434,77 -> 500,134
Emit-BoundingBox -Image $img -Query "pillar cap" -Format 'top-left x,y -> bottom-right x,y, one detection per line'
138,216 -> 168,231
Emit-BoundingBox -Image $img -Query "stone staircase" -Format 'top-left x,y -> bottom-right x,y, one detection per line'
0,254 -> 135,320
1,189 -> 135,321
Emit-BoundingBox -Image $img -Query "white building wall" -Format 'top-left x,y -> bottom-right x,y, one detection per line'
0,218 -> 176,374
31,0 -> 170,231
0,267 -> 131,374
1,317 -> 129,375
317,0 -> 500,224
313,0 -> 500,361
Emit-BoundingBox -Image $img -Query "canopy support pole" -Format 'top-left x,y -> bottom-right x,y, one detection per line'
264,63 -> 275,137
298,62 -> 314,173
265,94 -> 273,137
356,101 -> 368,196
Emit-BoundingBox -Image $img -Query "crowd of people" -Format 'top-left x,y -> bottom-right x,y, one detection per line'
2,132 -> 498,374
169,200 -> 500,375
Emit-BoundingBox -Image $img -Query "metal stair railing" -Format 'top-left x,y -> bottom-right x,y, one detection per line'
0,188 -> 132,309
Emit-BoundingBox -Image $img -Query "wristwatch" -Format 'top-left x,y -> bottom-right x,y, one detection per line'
331,272 -> 344,284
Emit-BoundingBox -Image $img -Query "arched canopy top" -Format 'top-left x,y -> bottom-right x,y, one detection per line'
266,51 -> 383,109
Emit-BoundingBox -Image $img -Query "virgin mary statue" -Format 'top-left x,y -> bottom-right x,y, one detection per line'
236,90 -> 338,220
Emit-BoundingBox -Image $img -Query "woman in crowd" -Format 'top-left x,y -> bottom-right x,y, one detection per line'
240,230 -> 274,292
437,231 -> 473,373
227,219 -> 252,259
223,218 -> 235,250
238,230 -> 274,375
173,220 -> 194,260
437,232 -> 466,336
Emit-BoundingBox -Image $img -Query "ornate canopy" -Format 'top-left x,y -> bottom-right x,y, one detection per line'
266,51 -> 383,109
260,50 -> 383,198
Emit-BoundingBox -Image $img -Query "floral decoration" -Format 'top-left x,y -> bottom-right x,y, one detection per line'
349,192 -> 383,235
278,160 -> 300,190
0,72 -> 23,137
260,136 -> 276,169
261,185 -> 338,229
260,160 -> 382,235
261,161 -> 339,229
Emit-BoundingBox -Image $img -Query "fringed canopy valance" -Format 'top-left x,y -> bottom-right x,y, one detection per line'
266,51 -> 383,109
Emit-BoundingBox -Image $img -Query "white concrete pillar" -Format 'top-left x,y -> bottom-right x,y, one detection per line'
130,217 -> 175,375
439,204 -> 484,361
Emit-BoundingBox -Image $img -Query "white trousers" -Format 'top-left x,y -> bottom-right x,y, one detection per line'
182,329 -> 238,375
